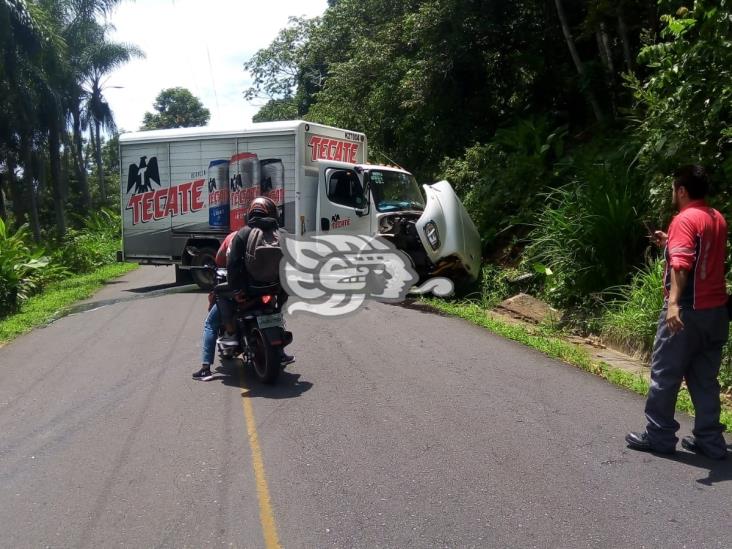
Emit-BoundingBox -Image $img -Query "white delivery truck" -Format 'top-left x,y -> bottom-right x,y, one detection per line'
119,120 -> 480,288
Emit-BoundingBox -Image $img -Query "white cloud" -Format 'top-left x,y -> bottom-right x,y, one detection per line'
104,0 -> 328,133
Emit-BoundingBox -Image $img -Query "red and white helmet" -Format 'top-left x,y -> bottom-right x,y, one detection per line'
247,196 -> 277,222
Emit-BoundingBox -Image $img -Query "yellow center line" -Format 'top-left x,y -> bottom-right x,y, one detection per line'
241,386 -> 282,549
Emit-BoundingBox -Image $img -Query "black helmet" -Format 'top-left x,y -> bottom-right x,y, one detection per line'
247,196 -> 277,222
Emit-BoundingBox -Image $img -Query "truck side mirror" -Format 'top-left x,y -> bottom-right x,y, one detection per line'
354,186 -> 370,217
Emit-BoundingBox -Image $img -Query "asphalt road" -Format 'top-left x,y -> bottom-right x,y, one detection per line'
1,266 -> 731,548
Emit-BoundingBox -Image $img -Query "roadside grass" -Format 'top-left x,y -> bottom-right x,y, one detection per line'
0,262 -> 138,345
425,298 -> 732,432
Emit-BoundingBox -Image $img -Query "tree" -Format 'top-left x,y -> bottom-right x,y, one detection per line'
244,16 -> 321,121
628,1 -> 732,212
141,87 -> 210,130
82,26 -> 143,202
252,98 -> 299,123
554,0 -> 604,123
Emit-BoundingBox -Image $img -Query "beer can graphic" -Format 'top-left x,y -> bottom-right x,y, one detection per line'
229,152 -> 260,231
207,159 -> 230,228
261,158 -> 285,225
260,158 -> 284,194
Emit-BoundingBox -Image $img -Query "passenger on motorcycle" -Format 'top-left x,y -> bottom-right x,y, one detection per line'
192,231 -> 237,381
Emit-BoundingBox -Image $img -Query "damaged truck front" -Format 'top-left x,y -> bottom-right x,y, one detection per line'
315,161 -> 482,284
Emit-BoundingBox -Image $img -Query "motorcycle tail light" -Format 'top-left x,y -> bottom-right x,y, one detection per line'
261,295 -> 273,304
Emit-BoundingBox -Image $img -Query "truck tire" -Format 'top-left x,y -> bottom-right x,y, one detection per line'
191,246 -> 217,290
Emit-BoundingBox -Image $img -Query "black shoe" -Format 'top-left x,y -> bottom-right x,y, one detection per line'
280,352 -> 295,366
681,436 -> 727,460
192,366 -> 214,381
625,431 -> 675,455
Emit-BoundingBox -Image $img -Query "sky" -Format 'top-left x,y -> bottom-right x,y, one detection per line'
104,0 -> 328,133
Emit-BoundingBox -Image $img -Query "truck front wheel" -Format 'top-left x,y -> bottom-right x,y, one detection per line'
191,247 -> 217,290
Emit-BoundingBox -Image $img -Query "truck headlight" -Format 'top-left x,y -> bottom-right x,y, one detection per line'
424,221 -> 440,250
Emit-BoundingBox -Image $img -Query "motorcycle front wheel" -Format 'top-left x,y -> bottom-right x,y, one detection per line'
252,329 -> 281,384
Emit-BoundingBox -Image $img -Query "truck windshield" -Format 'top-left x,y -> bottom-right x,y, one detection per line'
367,170 -> 425,213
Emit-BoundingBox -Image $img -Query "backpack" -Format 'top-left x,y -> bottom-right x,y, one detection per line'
245,226 -> 283,285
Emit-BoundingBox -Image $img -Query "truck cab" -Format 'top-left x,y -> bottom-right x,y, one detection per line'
315,161 -> 481,282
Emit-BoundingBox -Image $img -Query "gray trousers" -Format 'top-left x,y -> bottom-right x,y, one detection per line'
645,304 -> 729,455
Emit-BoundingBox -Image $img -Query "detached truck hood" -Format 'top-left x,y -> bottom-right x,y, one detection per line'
416,181 -> 481,281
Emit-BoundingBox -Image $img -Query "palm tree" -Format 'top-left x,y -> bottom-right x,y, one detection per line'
82,25 -> 144,202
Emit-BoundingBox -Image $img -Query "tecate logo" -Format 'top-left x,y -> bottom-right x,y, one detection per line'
308,136 -> 359,163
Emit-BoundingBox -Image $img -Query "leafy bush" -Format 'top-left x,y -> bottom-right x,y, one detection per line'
524,145 -> 648,307
0,219 -> 52,317
440,116 -> 566,251
53,209 -> 121,274
600,259 -> 665,357
0,208 -> 122,317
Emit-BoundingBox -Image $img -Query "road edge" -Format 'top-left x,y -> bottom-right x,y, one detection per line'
422,298 -> 732,432
0,263 -> 139,347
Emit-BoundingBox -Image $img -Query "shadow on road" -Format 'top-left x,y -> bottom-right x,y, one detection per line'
215,359 -> 313,400
648,444 -> 732,486
387,298 -> 450,317
125,282 -> 200,294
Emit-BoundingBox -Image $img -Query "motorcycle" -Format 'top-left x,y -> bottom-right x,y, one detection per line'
194,265 -> 293,384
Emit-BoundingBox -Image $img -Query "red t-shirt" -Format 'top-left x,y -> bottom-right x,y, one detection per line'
664,200 -> 728,309
215,231 -> 238,267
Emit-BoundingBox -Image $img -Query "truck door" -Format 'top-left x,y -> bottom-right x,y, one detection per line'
316,166 -> 372,236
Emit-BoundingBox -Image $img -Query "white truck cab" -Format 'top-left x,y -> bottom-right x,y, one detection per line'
314,161 -> 481,282
119,120 -> 480,287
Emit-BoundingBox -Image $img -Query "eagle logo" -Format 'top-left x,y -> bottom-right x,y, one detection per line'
127,156 -> 160,195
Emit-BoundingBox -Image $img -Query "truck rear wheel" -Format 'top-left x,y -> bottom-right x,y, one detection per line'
191,246 -> 217,290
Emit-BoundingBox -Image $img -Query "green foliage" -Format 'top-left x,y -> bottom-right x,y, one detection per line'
627,1 -> 732,212
52,208 -> 120,273
440,116 -> 567,247
0,209 -> 121,317
252,98 -> 299,123
601,259 -> 665,356
0,217 -> 51,316
141,87 -> 210,130
525,144 -> 647,306
477,264 -> 532,309
243,16 -> 319,105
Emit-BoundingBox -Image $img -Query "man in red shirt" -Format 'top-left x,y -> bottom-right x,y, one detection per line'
626,166 -> 729,459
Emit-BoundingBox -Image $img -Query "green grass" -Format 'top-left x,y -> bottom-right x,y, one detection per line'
425,298 -> 732,432
0,262 -> 138,345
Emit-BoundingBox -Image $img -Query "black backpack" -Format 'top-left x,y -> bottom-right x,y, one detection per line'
244,225 -> 283,285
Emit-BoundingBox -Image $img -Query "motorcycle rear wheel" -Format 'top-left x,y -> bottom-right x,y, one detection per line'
252,330 -> 281,384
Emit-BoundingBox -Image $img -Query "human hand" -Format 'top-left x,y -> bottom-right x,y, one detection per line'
652,230 -> 668,247
666,302 -> 684,333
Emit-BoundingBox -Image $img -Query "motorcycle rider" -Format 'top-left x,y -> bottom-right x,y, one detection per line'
218,196 -> 294,360
192,196 -> 292,381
